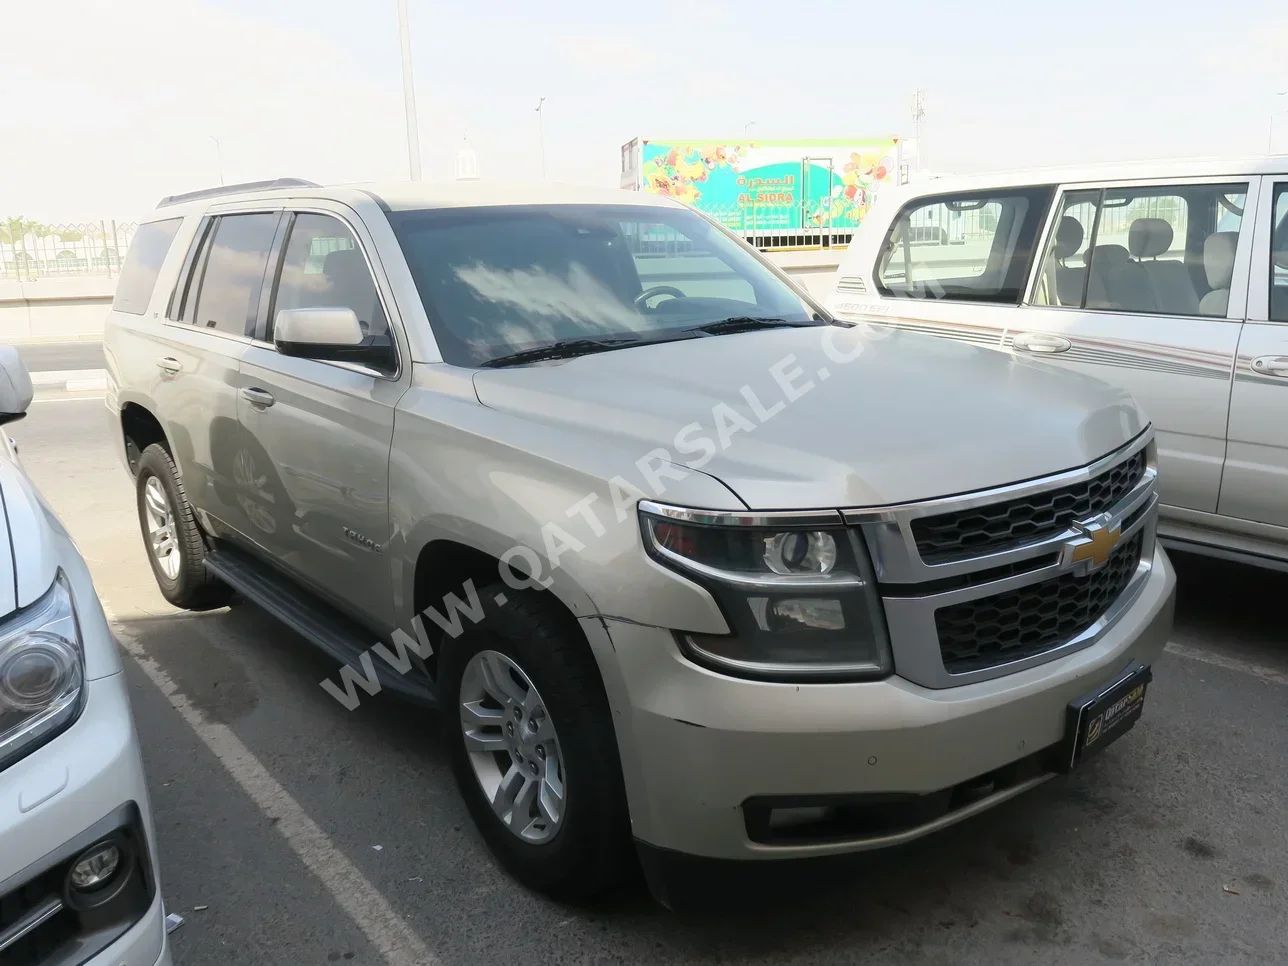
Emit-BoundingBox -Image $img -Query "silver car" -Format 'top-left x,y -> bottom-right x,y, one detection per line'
103,179 -> 1175,904
827,156 -> 1288,572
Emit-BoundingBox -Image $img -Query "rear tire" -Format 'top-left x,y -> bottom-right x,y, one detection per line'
441,584 -> 632,901
135,443 -> 232,610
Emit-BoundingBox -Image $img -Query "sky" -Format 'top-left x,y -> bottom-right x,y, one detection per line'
3,0 -> 1287,221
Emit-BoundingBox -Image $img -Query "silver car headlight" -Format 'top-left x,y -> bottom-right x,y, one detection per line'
0,572 -> 85,771
639,503 -> 891,681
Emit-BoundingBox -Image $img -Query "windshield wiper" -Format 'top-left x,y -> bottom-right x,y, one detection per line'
689,316 -> 821,336
479,337 -> 643,368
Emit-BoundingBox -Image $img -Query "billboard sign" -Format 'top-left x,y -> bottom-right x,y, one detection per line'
634,138 -> 900,234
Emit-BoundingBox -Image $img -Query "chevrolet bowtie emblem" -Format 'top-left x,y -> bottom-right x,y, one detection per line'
1068,519 -> 1122,570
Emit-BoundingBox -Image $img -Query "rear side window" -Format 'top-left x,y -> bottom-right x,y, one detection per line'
192,213 -> 278,335
874,187 -> 1053,303
112,218 -> 183,315
1032,182 -> 1248,318
1272,185 -> 1288,323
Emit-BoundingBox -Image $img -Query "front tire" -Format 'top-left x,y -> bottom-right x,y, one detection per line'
135,443 -> 232,610
441,585 -> 631,901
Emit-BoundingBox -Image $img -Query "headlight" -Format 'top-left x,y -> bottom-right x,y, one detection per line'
0,572 -> 84,771
639,503 -> 891,681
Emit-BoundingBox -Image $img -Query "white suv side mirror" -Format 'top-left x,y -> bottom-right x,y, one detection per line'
274,308 -> 364,353
0,345 -> 33,426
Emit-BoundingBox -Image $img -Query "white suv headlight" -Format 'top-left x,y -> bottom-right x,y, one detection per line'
639,503 -> 892,681
0,572 -> 84,771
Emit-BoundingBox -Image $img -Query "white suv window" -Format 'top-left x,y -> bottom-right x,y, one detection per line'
1272,185 -> 1288,323
1032,183 -> 1248,317
874,187 -> 1054,304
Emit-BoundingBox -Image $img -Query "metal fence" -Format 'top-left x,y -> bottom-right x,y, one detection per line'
0,221 -> 138,280
702,201 -> 855,251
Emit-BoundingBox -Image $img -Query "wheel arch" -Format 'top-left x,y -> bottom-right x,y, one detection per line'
408,535 -> 598,687
119,400 -> 169,476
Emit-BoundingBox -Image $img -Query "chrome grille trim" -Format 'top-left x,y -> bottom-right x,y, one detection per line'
845,430 -> 1155,585
0,896 -> 64,955
851,432 -> 1159,689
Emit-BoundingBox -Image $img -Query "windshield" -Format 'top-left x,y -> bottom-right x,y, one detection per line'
387,204 -> 818,366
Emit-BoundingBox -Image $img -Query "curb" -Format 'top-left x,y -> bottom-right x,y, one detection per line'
30,368 -> 107,393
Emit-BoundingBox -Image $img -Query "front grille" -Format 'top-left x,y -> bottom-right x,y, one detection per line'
936,532 -> 1143,674
0,864 -> 76,963
912,450 -> 1146,563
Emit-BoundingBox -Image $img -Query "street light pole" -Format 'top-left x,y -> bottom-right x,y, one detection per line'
1271,92 -> 1288,156
744,121 -> 755,139
397,0 -> 423,180
536,97 -> 547,181
209,136 -> 224,185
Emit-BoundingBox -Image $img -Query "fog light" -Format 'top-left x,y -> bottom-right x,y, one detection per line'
70,843 -> 121,891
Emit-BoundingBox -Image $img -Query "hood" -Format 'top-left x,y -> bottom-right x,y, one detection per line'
0,454 -> 62,619
472,325 -> 1146,510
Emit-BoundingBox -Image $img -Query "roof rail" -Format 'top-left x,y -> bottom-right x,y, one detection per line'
157,178 -> 320,208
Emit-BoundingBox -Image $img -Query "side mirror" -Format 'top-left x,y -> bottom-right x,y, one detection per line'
274,308 -> 365,357
0,345 -> 34,426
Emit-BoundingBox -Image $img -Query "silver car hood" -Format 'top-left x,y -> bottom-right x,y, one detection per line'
472,326 -> 1146,510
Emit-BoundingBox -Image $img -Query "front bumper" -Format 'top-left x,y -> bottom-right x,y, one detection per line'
0,671 -> 169,966
584,545 -> 1175,862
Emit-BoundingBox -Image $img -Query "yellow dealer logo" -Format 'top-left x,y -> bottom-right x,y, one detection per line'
1087,713 -> 1104,744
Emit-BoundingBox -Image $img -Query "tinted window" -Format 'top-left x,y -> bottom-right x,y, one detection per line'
271,214 -> 387,341
1032,183 -> 1247,317
1272,185 -> 1288,323
112,218 -> 182,315
388,204 -> 815,367
874,187 -> 1053,304
621,222 -> 755,303
193,213 -> 278,335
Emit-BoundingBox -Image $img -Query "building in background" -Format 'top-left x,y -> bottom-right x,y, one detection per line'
619,137 -> 906,250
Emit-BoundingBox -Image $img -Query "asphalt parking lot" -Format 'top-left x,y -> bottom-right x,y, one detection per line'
12,394 -> 1288,965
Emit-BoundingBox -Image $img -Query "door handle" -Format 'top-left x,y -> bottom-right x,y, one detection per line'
1251,355 -> 1288,377
240,387 -> 276,408
1012,332 -> 1072,354
157,356 -> 182,373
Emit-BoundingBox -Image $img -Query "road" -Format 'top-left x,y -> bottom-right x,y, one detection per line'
11,396 -> 1288,965
15,340 -> 104,373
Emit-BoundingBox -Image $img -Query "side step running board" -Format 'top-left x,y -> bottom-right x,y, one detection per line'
205,548 -> 435,707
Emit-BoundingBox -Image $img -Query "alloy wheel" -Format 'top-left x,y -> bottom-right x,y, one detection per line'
459,649 -> 566,844
142,475 -> 180,579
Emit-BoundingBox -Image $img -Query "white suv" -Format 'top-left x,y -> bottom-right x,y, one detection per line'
0,347 -> 170,966
828,156 -> 1288,571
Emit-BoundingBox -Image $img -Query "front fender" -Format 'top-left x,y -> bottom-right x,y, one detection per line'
388,387 -> 742,635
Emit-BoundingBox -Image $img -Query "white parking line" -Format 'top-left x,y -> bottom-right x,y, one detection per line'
30,395 -> 106,404
1165,642 -> 1288,686
108,608 -> 440,966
